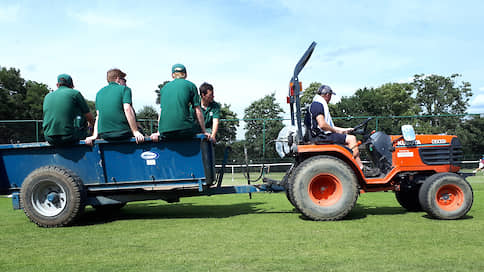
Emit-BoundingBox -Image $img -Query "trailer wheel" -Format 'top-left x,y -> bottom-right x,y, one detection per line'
395,187 -> 422,212
20,166 -> 85,227
418,173 -> 473,220
289,155 -> 358,221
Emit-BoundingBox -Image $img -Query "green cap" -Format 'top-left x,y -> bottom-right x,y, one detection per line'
172,63 -> 186,73
57,74 -> 73,87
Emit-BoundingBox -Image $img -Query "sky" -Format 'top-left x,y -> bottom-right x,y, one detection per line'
1,0 -> 483,138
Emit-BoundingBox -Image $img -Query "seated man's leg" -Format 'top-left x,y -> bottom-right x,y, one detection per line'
344,134 -> 363,169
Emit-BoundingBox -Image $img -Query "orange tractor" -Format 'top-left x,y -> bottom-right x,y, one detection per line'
274,42 -> 473,220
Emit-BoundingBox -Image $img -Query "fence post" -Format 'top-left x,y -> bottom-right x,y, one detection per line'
262,119 -> 266,158
36,120 -> 39,142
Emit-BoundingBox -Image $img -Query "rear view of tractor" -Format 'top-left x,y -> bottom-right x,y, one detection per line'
276,42 -> 473,221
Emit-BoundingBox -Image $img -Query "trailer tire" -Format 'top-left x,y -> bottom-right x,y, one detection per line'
395,187 -> 422,212
289,155 -> 358,221
20,166 -> 85,227
418,173 -> 473,220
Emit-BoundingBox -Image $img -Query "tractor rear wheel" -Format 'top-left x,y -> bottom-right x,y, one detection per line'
418,173 -> 473,220
288,155 -> 358,221
20,166 -> 85,227
282,165 -> 299,211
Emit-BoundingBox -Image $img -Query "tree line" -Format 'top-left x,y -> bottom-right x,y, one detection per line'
1,65 -> 483,161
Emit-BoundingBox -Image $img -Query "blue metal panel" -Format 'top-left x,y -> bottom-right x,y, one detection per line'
100,140 -> 206,183
0,136 -> 212,195
0,143 -> 103,189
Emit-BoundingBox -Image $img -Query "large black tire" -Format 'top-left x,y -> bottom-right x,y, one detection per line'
20,166 -> 85,227
395,186 -> 422,212
282,165 -> 299,211
418,173 -> 473,220
288,155 -> 359,221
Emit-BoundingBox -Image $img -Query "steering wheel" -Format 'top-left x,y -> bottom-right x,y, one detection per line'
351,117 -> 372,135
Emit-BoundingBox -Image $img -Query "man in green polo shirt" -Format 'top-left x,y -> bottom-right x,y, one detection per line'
197,82 -> 220,142
85,68 -> 144,145
150,64 -> 210,141
43,74 -> 94,145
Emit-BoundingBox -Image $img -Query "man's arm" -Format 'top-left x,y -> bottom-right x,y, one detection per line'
84,111 -> 99,146
316,115 -> 352,134
123,103 -> 144,144
211,118 -> 219,142
194,106 -> 211,139
150,112 -> 161,142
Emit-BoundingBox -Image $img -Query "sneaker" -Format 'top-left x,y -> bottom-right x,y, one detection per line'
362,165 -> 381,177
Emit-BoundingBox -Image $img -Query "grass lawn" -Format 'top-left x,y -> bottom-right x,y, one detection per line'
0,174 -> 483,271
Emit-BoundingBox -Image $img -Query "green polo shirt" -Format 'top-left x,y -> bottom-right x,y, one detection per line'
43,86 -> 90,137
96,82 -> 132,137
202,101 -> 220,132
192,101 -> 221,133
158,78 -> 201,135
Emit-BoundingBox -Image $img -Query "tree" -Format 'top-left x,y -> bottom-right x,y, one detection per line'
136,105 -> 159,135
333,83 -> 417,134
218,103 -> 238,144
0,66 -> 51,143
300,82 -> 322,110
154,81 -> 170,104
86,99 -> 96,117
413,74 -> 472,134
456,115 -> 484,159
24,81 -> 50,119
244,93 -> 284,160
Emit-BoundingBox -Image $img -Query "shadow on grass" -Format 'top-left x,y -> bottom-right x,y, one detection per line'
421,214 -> 474,220
297,203 -> 409,221
76,201 -> 293,226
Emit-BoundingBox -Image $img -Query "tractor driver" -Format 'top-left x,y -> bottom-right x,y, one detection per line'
305,85 -> 379,177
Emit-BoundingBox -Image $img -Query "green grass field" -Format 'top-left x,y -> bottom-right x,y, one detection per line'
1,174 -> 483,272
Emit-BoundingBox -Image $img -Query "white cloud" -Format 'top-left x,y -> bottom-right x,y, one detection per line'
0,4 -> 19,22
468,94 -> 484,114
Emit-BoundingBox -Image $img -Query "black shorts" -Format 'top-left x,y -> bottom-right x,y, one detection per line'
324,133 -> 346,144
310,132 -> 346,144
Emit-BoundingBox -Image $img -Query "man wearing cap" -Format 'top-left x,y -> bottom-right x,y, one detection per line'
305,85 -> 379,176
150,64 -> 210,141
42,74 -> 94,145
85,68 -> 144,145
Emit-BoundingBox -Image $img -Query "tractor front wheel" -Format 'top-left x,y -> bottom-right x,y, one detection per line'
418,173 -> 473,220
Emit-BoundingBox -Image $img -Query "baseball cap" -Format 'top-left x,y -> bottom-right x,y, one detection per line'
57,74 -> 73,87
172,63 -> 186,73
318,85 -> 336,95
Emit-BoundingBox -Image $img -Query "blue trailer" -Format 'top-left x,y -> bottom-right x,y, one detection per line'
0,136 -> 283,227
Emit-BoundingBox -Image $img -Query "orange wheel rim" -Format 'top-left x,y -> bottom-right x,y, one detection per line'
436,184 -> 464,211
308,173 -> 342,206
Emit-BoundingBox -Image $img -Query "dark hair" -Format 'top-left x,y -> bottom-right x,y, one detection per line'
199,82 -> 213,96
58,78 -> 73,88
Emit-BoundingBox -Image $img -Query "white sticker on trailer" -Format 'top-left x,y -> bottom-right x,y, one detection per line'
397,151 -> 414,158
146,159 -> 156,165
